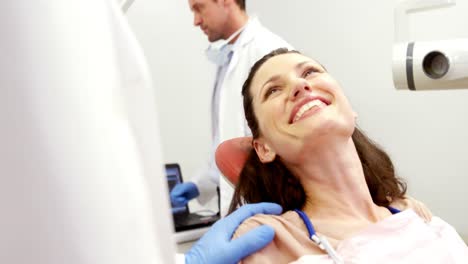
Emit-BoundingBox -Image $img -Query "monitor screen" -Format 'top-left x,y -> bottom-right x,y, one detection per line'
165,164 -> 187,214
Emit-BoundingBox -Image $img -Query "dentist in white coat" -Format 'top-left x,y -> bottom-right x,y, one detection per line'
170,0 -> 293,217
1,0 -> 283,263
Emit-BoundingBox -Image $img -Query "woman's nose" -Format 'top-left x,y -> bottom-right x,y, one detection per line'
289,80 -> 311,101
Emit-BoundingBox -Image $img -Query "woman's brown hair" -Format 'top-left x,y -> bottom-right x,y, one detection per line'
228,48 -> 407,213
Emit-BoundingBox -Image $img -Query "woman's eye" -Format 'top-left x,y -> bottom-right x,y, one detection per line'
303,67 -> 319,78
264,86 -> 281,99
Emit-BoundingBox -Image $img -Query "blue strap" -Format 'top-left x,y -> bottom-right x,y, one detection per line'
387,206 -> 401,214
294,206 -> 400,239
293,209 -> 316,238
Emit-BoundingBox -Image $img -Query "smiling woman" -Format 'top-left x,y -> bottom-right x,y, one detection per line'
230,48 -> 406,213
228,48 -> 468,263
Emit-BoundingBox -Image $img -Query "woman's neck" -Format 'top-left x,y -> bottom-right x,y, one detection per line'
289,137 -> 385,223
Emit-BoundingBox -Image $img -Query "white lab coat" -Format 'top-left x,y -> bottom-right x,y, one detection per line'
1,0 -> 176,263
194,16 -> 293,216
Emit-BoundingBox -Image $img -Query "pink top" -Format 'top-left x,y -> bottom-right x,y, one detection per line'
233,209 -> 468,264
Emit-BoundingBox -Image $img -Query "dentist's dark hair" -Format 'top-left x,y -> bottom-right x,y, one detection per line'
236,0 -> 246,10
214,0 -> 245,10
228,48 -> 407,214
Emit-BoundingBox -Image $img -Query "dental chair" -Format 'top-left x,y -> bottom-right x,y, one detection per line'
215,137 -> 253,185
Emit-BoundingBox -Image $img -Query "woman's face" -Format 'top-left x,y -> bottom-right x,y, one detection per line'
249,53 -> 356,164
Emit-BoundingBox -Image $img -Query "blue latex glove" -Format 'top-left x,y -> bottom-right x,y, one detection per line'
185,202 -> 283,264
170,182 -> 200,207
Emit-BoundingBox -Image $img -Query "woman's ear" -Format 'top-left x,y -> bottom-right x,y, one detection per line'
253,138 -> 276,163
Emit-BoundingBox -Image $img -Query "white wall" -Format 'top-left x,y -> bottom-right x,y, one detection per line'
125,0 -> 468,237
125,0 -> 215,178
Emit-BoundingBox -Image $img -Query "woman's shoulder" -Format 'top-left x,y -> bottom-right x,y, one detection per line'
233,210 -> 304,237
233,210 -> 322,264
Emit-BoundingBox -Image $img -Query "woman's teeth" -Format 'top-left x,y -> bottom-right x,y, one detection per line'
293,99 -> 326,123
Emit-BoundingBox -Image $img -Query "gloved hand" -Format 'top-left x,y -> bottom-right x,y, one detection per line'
170,182 -> 200,207
185,202 -> 283,264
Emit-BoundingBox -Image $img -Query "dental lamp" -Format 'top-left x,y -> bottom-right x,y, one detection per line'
392,0 -> 468,90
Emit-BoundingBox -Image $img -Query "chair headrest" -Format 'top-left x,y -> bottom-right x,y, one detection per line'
215,137 -> 253,185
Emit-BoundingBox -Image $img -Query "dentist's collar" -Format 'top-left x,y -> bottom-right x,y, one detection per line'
205,22 -> 247,66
